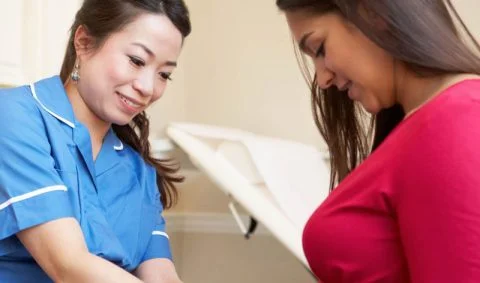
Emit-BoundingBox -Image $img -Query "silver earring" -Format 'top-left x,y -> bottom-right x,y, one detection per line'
71,62 -> 80,82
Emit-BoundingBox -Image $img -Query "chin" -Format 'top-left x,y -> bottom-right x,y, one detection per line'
359,99 -> 384,115
109,115 -> 135,126
359,103 -> 379,115
365,108 -> 381,115
112,121 -> 131,126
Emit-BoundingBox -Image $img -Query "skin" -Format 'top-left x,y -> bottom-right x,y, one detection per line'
18,13 -> 184,283
284,9 -> 479,116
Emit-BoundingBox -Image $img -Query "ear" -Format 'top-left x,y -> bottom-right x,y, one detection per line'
74,25 -> 95,58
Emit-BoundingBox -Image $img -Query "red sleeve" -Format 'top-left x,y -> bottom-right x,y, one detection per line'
394,96 -> 480,282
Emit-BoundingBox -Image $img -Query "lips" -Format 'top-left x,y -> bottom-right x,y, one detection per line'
116,92 -> 146,109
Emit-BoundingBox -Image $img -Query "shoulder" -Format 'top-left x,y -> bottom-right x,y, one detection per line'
430,78 -> 480,114
402,78 -> 480,141
0,85 -> 46,135
391,79 -> 480,194
0,85 -> 40,115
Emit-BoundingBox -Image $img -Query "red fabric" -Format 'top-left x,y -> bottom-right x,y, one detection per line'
303,79 -> 480,283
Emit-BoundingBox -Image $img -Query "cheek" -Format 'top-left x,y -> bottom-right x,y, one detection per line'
151,84 -> 166,103
363,56 -> 395,104
324,43 -> 353,77
151,93 -> 162,103
97,51 -> 132,85
106,58 -> 129,82
355,37 -> 393,83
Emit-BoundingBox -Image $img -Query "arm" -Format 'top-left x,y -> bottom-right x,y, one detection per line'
134,259 -> 182,283
17,218 -> 144,283
134,166 -> 181,283
395,99 -> 480,282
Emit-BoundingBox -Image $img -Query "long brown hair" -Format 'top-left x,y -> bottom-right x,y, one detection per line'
60,0 -> 192,208
277,0 -> 480,190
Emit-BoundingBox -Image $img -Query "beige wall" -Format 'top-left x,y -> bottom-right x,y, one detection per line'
148,0 -> 323,146
22,0 -> 82,82
453,0 -> 480,40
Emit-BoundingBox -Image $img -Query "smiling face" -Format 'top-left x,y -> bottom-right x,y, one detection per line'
285,9 -> 397,114
73,12 -> 183,126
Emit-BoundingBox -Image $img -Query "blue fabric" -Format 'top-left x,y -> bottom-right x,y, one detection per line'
0,76 -> 172,282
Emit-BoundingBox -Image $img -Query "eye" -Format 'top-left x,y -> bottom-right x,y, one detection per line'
159,72 -> 172,81
128,55 -> 145,67
315,42 -> 325,58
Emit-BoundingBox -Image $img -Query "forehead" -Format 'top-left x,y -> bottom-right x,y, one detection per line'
106,13 -> 183,58
285,10 -> 344,42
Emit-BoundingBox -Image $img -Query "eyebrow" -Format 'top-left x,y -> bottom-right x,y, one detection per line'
299,31 -> 314,53
132,42 -> 177,67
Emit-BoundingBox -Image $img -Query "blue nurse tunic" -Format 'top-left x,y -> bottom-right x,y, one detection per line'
0,76 -> 172,282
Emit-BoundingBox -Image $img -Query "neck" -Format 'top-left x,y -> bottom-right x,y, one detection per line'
64,80 -> 110,158
397,69 -> 480,117
394,64 -> 450,116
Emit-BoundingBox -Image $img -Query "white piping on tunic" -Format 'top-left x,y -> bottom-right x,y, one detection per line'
29,83 -> 76,128
0,185 -> 68,211
152,231 -> 169,239
113,142 -> 124,151
29,83 -> 124,151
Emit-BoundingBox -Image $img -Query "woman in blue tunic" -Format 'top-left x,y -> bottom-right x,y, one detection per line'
0,0 -> 190,282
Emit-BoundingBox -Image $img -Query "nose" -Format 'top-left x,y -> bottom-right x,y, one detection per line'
132,71 -> 155,97
315,60 -> 334,90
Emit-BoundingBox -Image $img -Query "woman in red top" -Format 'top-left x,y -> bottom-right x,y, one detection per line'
276,0 -> 480,282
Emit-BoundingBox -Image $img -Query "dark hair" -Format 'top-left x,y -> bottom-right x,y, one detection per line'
277,0 -> 480,190
60,0 -> 192,209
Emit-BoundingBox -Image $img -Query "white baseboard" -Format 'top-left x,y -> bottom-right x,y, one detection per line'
164,212 -> 270,236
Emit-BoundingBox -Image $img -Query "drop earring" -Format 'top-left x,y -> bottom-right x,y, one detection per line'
71,60 -> 80,82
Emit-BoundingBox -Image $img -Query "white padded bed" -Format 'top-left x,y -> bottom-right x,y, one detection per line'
166,122 -> 330,267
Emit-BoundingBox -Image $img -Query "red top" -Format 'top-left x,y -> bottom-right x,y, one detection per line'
303,79 -> 480,283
